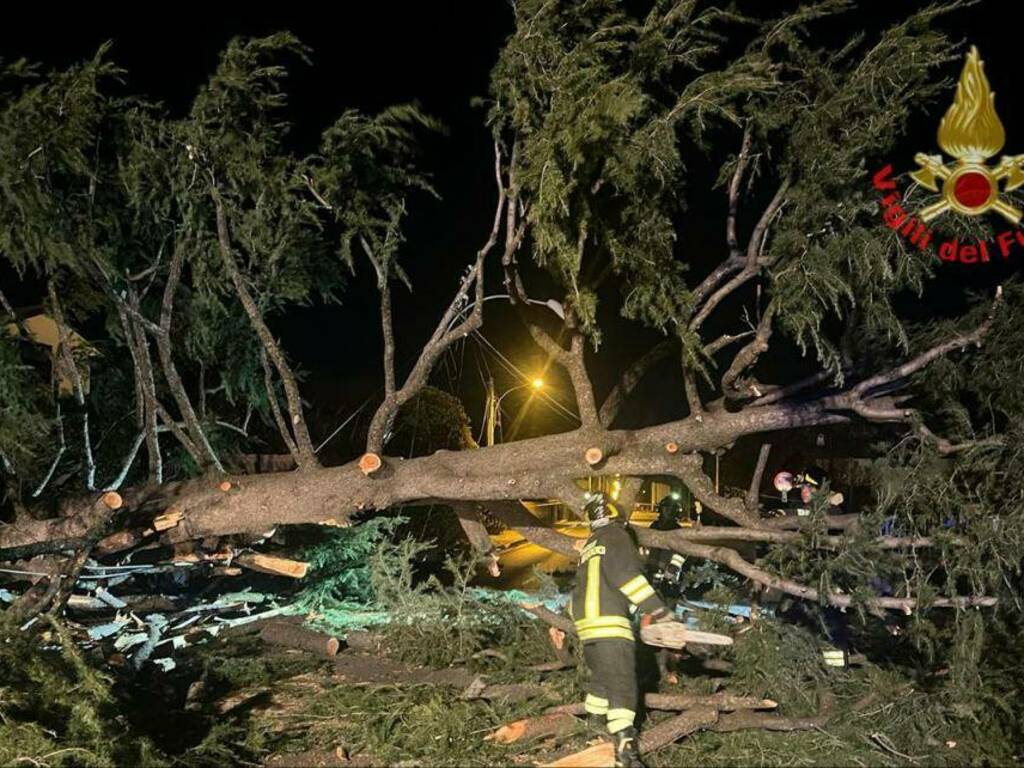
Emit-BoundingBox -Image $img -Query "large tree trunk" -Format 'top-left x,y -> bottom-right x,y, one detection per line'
0,402 -> 839,552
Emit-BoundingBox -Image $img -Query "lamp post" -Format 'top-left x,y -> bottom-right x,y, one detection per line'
484,377 -> 544,446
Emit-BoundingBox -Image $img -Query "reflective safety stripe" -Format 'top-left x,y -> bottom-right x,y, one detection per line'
620,574 -> 656,605
585,694 -> 609,715
575,616 -> 632,631
669,554 -> 686,567
585,556 -> 602,618
822,649 -> 846,667
578,626 -> 634,642
607,708 -> 635,734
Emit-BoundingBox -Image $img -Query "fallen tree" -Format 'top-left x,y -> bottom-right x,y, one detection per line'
3,2 -> 1022,629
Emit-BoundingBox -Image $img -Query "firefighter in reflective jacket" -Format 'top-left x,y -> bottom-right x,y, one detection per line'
570,492 -> 668,768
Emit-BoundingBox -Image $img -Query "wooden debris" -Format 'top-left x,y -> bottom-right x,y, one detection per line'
465,682 -> 547,703
343,630 -> 386,655
584,447 -> 604,466
665,441 -> 679,454
265,747 -> 349,767
101,491 -> 123,510
236,553 -> 309,579
639,706 -> 719,753
260,622 -> 340,657
539,742 -> 613,767
219,481 -> 233,492
332,652 -> 477,688
519,602 -> 574,635
640,621 -> 733,648
94,529 -> 145,555
153,507 -> 184,531
213,566 -> 242,577
711,710 -> 826,733
357,452 -> 382,475
484,712 -> 578,744
548,692 -> 776,716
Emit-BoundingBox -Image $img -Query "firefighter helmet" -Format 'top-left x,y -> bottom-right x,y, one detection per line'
583,491 -> 616,523
800,465 -> 828,488
656,494 -> 683,522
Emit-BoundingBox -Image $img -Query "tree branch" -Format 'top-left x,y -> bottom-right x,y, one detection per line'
746,443 -> 771,511
211,184 -> 318,469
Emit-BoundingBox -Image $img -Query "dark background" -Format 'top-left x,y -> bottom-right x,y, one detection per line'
1,1 -> 1020,468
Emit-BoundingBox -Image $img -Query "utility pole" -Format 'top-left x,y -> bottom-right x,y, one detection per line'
485,377 -> 499,447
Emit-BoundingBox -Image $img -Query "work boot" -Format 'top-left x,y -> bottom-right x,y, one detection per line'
614,727 -> 646,768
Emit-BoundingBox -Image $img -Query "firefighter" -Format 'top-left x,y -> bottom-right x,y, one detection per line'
571,491 -> 669,768
649,494 -> 687,600
782,466 -> 851,667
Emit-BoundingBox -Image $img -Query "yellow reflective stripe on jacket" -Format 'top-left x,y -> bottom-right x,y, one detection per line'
585,555 -> 602,618
619,574 -> 656,605
578,626 -> 635,642
574,615 -> 632,632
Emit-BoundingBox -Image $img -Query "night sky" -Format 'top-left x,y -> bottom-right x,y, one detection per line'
2,2 -> 1021,466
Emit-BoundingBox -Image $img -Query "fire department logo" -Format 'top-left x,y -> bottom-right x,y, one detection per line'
911,46 -> 1024,224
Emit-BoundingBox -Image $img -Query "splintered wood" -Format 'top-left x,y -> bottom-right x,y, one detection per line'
484,713 -> 578,744
153,507 -> 184,531
236,553 -> 309,579
539,742 -> 614,768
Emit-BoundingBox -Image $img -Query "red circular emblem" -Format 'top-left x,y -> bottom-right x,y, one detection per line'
952,172 -> 992,209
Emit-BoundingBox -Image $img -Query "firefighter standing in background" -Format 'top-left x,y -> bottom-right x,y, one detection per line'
647,494 -> 687,685
649,494 -> 687,601
571,491 -> 670,768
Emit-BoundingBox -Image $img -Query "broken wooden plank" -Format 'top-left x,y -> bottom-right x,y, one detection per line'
236,553 -> 309,579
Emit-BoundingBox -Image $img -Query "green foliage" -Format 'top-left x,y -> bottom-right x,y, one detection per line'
0,619 -> 163,767
489,0 -> 776,342
390,385 -> 476,457
297,517 -> 405,611
0,335 -> 52,481
758,4 -> 957,373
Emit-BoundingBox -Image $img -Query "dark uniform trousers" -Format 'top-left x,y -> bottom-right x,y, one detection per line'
571,518 -> 666,735
582,639 -> 639,733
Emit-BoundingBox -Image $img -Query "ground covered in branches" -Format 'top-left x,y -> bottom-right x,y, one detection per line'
3,523 -> 1021,767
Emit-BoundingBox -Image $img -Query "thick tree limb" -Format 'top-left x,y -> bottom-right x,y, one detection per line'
2,399 -> 859,551
153,242 -> 222,471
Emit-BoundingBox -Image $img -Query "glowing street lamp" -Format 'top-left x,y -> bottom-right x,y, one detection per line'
485,376 -> 546,446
